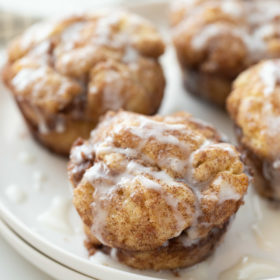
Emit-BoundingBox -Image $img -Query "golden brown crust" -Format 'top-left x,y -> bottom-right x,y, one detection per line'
234,126 -> 277,200
227,61 -> 280,200
101,222 -> 228,270
171,0 -> 280,106
2,11 -> 165,155
227,60 -> 280,160
68,110 -> 248,270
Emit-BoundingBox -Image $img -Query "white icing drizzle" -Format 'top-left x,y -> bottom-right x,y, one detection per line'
188,142 -> 237,187
136,174 -> 188,236
210,175 -> 241,203
127,117 -> 187,146
259,61 -> 280,96
12,67 -> 48,93
73,113 -> 244,247
56,11 -> 143,75
93,11 -> 142,60
273,160 -> 280,169
220,0 -> 243,18
60,22 -> 87,51
85,159 -> 190,243
20,20 -> 57,50
122,47 -> 139,63
178,0 -> 280,63
248,1 -> 280,25
12,65 -> 75,134
71,143 -> 94,164
94,13 -> 122,47
37,196 -> 72,234
191,24 -> 231,50
191,22 -> 268,61
179,233 -> 201,248
12,65 -> 75,101
5,184 -> 26,204
29,41 -> 52,64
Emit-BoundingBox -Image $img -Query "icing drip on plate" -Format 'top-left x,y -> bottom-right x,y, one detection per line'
5,184 -> 26,204
38,196 -> 73,234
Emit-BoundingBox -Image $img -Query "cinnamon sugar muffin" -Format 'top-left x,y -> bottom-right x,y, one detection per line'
2,11 -> 165,155
68,110 -> 248,270
170,0 -> 280,107
227,59 -> 280,201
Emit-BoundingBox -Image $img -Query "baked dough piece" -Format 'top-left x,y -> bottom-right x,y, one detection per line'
171,0 -> 280,107
68,110 -> 248,270
2,11 -> 165,155
227,59 -> 280,200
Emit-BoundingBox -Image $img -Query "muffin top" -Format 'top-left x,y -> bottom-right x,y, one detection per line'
171,0 -> 280,77
227,59 -> 280,162
68,111 -> 248,251
3,11 -> 165,123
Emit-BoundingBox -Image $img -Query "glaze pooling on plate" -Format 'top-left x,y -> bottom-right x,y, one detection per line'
5,185 -> 27,204
220,255 -> 280,280
38,196 -> 73,234
17,151 -> 36,164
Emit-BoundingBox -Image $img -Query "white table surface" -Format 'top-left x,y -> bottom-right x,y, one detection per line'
0,235 -> 53,280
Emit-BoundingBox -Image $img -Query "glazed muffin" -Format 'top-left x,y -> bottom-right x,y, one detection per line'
227,59 -> 280,201
2,11 -> 165,155
68,110 -> 248,270
170,0 -> 280,107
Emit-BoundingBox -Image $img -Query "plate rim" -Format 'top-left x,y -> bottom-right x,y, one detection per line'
0,218 -> 98,280
0,196 -> 163,280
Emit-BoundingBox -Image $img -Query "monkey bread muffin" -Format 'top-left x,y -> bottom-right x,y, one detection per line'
170,0 -> 280,107
227,59 -> 280,201
2,11 -> 165,155
68,110 -> 248,270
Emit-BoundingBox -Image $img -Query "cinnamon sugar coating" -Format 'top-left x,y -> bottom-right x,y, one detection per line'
2,11 -> 165,155
68,111 -> 248,270
170,0 -> 280,106
227,59 -> 280,200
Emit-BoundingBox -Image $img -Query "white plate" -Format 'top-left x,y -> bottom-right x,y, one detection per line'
1,2 -> 280,280
0,218 -> 97,280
